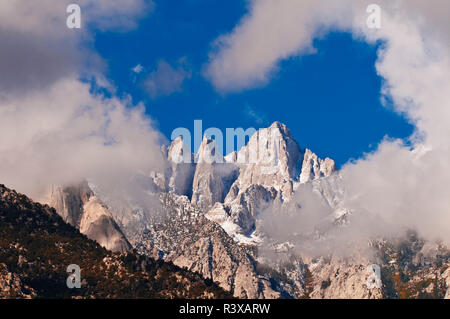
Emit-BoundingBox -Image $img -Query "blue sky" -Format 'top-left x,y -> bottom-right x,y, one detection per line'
93,0 -> 413,167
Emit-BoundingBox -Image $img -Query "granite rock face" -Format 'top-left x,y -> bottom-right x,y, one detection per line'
45,181 -> 131,252
307,257 -> 383,299
130,193 -> 280,298
191,136 -> 238,211
204,122 -> 337,240
300,149 -> 337,184
166,136 -> 196,197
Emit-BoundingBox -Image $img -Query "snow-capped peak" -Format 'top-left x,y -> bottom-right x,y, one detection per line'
196,135 -> 224,164
168,135 -> 193,164
299,149 -> 336,183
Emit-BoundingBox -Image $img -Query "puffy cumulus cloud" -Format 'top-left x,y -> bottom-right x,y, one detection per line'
341,139 -> 450,243
364,13 -> 450,147
212,0 -> 450,246
0,78 -> 165,199
204,0 -> 356,92
143,59 -> 192,99
390,0 -> 450,51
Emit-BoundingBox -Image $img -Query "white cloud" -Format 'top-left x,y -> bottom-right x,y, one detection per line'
340,6 -> 450,243
204,0 -> 354,93
204,0 -> 449,93
244,104 -> 268,125
132,64 -> 144,74
144,59 -> 192,98
0,78 -> 166,199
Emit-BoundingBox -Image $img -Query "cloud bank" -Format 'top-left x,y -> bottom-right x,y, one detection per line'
0,1 -> 164,199
0,78 -> 165,198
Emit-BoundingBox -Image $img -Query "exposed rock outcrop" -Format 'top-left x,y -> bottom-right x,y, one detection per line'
131,193 -> 280,298
166,136 -> 196,197
300,149 -> 336,184
45,181 -> 131,252
205,122 -> 337,240
0,183 -> 230,299
307,257 -> 383,299
191,137 -> 238,211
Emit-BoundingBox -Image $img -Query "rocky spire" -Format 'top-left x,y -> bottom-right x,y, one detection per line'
299,149 -> 336,183
206,122 -> 337,238
166,136 -> 195,197
230,121 -> 302,191
46,181 -> 131,252
191,136 -> 237,211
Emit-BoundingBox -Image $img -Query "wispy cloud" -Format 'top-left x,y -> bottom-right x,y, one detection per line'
143,59 -> 192,99
132,64 -> 144,74
243,104 -> 268,125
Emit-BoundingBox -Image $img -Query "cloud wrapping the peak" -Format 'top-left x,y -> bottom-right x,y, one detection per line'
211,0 -> 450,245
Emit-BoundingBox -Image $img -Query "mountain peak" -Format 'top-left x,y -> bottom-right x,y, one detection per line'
299,149 -> 337,183
197,136 -> 223,164
232,122 -> 301,179
168,135 -> 193,164
45,181 -> 131,252
269,121 -> 288,133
